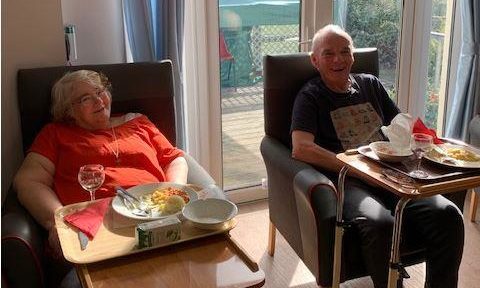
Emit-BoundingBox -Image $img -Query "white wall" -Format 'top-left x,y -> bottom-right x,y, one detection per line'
2,0 -> 65,200
61,0 -> 125,65
1,0 -> 126,201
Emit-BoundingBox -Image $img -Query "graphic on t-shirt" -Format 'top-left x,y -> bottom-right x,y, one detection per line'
330,103 -> 383,150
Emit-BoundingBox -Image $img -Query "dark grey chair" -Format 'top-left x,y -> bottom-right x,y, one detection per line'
1,61 -> 215,288
261,49 -> 466,287
469,115 -> 480,222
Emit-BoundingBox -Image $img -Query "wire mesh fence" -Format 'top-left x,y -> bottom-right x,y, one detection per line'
221,24 -> 299,88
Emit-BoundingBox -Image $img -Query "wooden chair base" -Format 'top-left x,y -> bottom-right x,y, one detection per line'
470,189 -> 478,222
268,221 -> 276,256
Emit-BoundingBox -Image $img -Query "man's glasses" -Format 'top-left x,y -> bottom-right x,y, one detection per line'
72,88 -> 107,108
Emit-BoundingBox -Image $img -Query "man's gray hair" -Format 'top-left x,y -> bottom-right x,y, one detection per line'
51,70 -> 111,123
311,24 -> 354,54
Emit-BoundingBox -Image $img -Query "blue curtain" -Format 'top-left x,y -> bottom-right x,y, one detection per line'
444,0 -> 480,141
123,0 -> 185,148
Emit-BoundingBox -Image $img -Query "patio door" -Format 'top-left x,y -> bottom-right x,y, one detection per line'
183,1 -> 324,202
184,0 -> 458,203
218,0 -> 303,201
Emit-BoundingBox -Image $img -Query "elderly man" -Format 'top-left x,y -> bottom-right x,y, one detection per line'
291,24 -> 464,288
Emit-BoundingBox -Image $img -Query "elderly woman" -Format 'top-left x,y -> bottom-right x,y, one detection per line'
14,70 -> 188,258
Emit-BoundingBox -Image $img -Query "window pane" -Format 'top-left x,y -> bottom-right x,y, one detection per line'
425,0 -> 451,130
219,0 -> 301,191
334,0 -> 402,101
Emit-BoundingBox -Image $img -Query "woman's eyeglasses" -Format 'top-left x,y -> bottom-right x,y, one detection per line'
73,88 -> 108,108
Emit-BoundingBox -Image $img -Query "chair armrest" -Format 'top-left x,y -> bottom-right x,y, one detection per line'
184,153 -> 216,187
1,188 -> 46,288
261,136 -> 318,226
293,169 -> 338,285
261,136 -> 338,285
261,136 -> 312,250
183,153 -> 226,200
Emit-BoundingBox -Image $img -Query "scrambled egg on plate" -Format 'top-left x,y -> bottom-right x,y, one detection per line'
446,148 -> 480,162
142,187 -> 190,214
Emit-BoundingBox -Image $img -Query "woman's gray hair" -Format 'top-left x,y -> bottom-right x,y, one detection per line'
51,70 -> 112,122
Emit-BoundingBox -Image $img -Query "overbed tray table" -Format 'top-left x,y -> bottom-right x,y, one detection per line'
55,199 -> 265,288
331,151 -> 480,288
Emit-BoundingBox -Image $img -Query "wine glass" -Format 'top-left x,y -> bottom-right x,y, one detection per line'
78,164 -> 105,201
409,133 -> 433,178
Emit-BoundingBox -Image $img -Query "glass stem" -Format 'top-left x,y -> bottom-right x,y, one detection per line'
89,190 -> 95,201
416,157 -> 422,171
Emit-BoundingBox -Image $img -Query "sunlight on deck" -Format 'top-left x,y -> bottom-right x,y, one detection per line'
221,84 -> 266,190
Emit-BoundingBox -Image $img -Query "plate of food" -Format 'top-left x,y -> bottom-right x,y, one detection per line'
112,182 -> 198,220
424,143 -> 480,168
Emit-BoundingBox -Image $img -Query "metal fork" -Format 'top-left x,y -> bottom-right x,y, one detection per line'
115,186 -> 150,217
120,197 -> 150,217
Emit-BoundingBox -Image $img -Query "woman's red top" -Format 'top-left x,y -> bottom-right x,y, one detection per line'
29,115 -> 184,205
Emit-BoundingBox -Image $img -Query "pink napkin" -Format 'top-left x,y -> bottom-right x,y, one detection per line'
64,198 -> 112,239
412,118 -> 444,144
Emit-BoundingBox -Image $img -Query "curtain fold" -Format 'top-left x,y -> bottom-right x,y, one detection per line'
123,0 -> 185,148
444,0 -> 480,141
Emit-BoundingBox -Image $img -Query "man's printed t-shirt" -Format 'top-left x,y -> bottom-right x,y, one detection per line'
29,115 -> 184,205
291,73 -> 399,153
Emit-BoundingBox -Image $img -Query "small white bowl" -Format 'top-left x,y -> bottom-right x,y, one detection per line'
182,198 -> 238,230
369,141 -> 412,163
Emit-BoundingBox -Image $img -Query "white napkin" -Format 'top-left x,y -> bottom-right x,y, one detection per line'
381,113 -> 413,152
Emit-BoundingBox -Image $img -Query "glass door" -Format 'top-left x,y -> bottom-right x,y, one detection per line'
183,0 -> 458,202
218,0 -> 302,193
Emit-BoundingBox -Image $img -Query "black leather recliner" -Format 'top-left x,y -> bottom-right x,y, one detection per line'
261,50 -> 467,287
1,61 -> 216,288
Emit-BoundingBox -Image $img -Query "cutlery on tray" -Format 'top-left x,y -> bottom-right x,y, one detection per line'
78,231 -> 89,250
115,186 -> 151,217
381,169 -> 417,190
430,145 -> 459,165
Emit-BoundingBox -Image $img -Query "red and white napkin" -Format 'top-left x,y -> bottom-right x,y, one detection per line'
64,198 -> 112,239
412,118 -> 444,144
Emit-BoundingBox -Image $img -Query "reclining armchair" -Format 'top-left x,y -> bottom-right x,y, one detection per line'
261,50 -> 467,287
469,115 -> 480,222
2,61 -> 215,288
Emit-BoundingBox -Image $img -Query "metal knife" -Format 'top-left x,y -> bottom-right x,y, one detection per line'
78,231 -> 89,250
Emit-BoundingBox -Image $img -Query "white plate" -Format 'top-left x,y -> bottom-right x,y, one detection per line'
424,143 -> 480,169
112,182 -> 198,220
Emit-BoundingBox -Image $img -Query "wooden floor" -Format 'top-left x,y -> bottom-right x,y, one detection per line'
230,191 -> 480,288
222,85 -> 266,190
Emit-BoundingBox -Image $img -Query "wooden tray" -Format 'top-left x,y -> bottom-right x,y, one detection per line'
55,200 -> 237,264
357,145 -> 480,181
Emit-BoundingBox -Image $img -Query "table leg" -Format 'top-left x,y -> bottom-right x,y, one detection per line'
387,197 -> 411,288
76,264 -> 93,288
332,166 -> 349,288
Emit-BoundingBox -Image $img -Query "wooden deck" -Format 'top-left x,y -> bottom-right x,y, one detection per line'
221,84 -> 267,190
